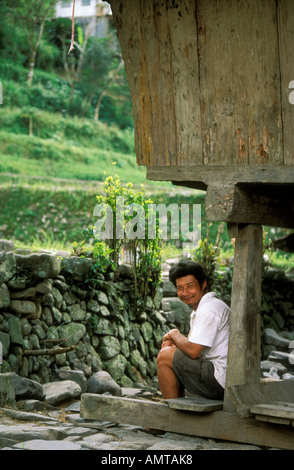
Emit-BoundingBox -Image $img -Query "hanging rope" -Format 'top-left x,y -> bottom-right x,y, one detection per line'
68,0 -> 76,54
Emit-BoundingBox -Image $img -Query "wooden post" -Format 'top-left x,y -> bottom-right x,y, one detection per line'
223,223 -> 263,412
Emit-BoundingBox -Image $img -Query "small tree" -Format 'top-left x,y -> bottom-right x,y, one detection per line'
78,33 -> 124,119
80,176 -> 162,313
15,0 -> 58,85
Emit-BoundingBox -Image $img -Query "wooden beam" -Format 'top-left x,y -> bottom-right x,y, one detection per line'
146,165 -> 294,186
225,380 -> 294,418
251,403 -> 294,425
147,167 -> 294,228
224,224 -> 263,412
80,394 -> 294,450
205,184 -> 294,228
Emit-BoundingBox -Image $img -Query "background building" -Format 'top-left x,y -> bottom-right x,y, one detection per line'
55,0 -> 112,38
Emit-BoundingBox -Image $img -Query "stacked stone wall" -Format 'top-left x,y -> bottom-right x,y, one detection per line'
1,241 -> 294,386
0,241 -> 172,387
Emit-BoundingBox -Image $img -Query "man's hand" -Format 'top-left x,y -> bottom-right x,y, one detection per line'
161,328 -> 205,359
160,329 -> 178,350
163,328 -> 181,342
160,338 -> 177,351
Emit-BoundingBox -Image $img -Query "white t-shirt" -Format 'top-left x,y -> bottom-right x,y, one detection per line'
188,292 -> 230,388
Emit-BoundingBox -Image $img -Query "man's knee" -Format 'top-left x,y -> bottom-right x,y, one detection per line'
157,345 -> 177,368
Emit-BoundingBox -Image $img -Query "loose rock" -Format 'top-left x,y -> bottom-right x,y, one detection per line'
86,371 -> 122,397
43,380 -> 82,405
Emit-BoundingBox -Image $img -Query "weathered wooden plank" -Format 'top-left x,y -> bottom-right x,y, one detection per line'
278,0 -> 294,165
111,0 -> 203,167
226,381 -> 294,417
80,394 -> 294,450
164,396 -> 223,412
223,224 -> 262,412
255,415 -> 292,425
197,0 -> 283,166
111,0 -> 285,167
251,403 -> 294,420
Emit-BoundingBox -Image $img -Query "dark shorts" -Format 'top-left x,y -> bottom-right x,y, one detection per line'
172,349 -> 224,400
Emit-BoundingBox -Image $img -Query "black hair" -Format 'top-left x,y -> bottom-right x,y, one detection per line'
169,260 -> 208,288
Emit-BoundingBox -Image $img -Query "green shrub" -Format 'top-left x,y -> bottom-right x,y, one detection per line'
28,83 -> 68,113
1,80 -> 30,108
81,175 -> 163,312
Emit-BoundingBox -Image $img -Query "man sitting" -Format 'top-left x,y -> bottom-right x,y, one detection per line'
157,260 -> 230,400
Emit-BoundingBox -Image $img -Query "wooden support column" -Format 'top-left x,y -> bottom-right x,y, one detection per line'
223,223 -> 263,412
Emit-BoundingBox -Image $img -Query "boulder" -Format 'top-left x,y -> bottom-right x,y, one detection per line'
0,331 -> 10,357
96,290 -> 109,305
10,286 -> 37,299
93,318 -> 114,336
140,321 -> 153,342
161,297 -> 191,324
162,280 -> 177,297
15,253 -> 61,279
57,322 -> 86,346
57,370 -> 87,393
86,371 -> 122,396
263,328 -> 291,349
11,372 -> 45,401
67,303 -> 86,321
0,372 -> 16,407
0,283 -> 10,308
12,439 -> 81,450
105,355 -> 128,382
0,251 -> 16,283
10,300 -> 40,319
61,256 -> 93,280
0,240 -> 14,252
98,336 -> 120,360
8,315 -> 23,345
0,424 -> 66,444
43,380 -> 82,405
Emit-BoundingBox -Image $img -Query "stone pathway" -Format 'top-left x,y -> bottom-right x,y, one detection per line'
0,389 -> 277,451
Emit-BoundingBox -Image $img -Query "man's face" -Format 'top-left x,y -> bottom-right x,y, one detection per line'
175,274 -> 207,310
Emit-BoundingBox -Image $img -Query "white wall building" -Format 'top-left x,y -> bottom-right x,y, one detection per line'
55,1 -> 112,38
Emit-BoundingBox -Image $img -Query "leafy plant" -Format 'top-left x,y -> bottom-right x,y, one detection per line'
192,222 -> 224,290
80,175 -> 162,312
72,234 -> 114,275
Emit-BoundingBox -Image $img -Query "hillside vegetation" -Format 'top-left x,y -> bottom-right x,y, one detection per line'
0,4 -> 292,270
0,57 -> 146,182
0,105 -> 145,183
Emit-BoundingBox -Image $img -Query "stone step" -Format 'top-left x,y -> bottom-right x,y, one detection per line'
164,396 -> 223,412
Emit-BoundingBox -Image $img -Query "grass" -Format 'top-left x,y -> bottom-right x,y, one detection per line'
0,116 -> 147,183
14,230 -> 74,255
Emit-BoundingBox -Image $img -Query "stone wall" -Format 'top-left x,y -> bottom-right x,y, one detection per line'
1,240 -> 293,387
0,241 -> 174,387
